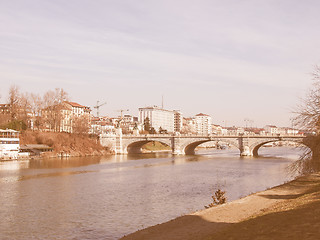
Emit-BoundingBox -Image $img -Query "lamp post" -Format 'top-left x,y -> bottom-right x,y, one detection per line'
290,118 -> 295,136
244,118 -> 250,134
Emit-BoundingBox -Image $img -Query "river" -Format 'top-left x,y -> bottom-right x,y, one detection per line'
0,147 -> 302,240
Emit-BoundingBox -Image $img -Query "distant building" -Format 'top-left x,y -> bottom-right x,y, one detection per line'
90,116 -> 115,135
195,113 -> 212,135
174,111 -> 183,132
226,126 -> 244,135
264,125 -> 279,135
43,101 -> 91,133
138,106 -> 182,133
119,114 -> 141,134
212,124 -> 228,135
61,101 -> 91,133
279,127 -> 299,135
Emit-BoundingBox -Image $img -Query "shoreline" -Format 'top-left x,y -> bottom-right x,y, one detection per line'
0,151 -> 112,162
121,172 -> 320,240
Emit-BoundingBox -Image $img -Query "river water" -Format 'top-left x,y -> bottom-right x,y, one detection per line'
0,147 -> 302,240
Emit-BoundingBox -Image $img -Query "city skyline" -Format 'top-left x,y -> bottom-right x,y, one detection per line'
1,1 -> 320,127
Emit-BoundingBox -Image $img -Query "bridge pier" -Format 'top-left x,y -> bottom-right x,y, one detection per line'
171,136 -> 184,155
238,137 -> 253,156
240,146 -> 253,156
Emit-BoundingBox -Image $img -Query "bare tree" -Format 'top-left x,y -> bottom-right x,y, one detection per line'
19,92 -> 32,127
72,115 -> 90,135
8,85 -> 21,121
29,93 -> 44,130
42,88 -> 69,132
295,66 -> 320,132
294,65 -> 320,174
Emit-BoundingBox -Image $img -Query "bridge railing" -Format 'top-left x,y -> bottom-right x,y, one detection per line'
116,133 -> 305,138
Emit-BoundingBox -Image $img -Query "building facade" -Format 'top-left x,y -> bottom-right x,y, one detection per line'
174,111 -> 183,133
264,125 -> 279,135
195,113 -> 212,135
43,101 -> 91,133
61,101 -> 91,133
139,106 -> 182,133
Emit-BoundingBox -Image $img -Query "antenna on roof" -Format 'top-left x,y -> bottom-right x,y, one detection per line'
162,95 -> 164,109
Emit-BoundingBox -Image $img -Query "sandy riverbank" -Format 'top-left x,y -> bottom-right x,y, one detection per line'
121,172 -> 320,240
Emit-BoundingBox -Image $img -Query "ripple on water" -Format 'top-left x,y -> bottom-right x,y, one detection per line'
0,147 -> 302,239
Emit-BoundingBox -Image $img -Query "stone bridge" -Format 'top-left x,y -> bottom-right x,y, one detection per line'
100,131 -> 306,156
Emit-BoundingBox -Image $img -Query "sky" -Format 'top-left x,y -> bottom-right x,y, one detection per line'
1,0 -> 320,127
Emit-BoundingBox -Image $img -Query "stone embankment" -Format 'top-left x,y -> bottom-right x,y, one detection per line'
121,172 -> 320,240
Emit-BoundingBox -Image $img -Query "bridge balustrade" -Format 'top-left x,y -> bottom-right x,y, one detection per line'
101,132 -> 306,156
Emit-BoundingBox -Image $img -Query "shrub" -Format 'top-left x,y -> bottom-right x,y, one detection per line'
205,189 -> 227,208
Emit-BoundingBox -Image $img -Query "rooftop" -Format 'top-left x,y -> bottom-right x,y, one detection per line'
0,129 -> 19,133
196,113 -> 210,117
65,101 -> 89,109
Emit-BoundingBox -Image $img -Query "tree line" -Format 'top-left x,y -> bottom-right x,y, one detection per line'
0,86 -> 89,134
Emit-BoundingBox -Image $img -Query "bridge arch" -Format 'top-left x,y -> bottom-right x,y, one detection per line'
251,139 -> 307,157
182,139 -> 239,155
124,139 -> 172,154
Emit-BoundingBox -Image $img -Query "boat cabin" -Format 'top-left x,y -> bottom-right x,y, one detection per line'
0,129 -> 20,160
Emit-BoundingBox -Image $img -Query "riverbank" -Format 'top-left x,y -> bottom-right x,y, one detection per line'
20,131 -> 111,158
121,172 -> 320,240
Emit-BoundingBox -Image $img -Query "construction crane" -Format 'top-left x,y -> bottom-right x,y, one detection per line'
116,109 -> 129,120
115,109 -> 129,128
94,101 -> 107,118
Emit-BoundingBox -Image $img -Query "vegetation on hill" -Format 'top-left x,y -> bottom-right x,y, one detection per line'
20,131 -> 110,157
0,86 -> 90,134
141,141 -> 171,151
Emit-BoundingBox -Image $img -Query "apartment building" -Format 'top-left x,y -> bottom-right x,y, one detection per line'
43,101 -> 91,133
138,106 -> 182,133
60,102 -> 91,133
195,113 -> 212,135
174,111 -> 183,132
264,125 -> 279,135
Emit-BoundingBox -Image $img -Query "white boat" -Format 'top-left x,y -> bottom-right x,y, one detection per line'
263,143 -> 273,147
0,129 -> 20,160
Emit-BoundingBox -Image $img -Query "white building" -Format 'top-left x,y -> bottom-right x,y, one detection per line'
122,114 -> 134,123
0,129 -> 20,160
60,101 -> 91,133
264,125 -> 279,135
279,127 -> 299,135
174,111 -> 183,132
212,124 -> 228,135
139,106 -> 181,133
195,113 -> 212,135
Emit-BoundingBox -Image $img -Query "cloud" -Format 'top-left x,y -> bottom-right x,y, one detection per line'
0,0 -> 319,126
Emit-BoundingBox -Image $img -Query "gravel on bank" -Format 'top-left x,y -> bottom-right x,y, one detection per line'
121,172 -> 320,240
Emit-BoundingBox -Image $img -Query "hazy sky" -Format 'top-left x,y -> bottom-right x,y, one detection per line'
1,0 -> 319,127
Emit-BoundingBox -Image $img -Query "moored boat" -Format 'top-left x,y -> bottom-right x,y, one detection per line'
0,129 -> 20,160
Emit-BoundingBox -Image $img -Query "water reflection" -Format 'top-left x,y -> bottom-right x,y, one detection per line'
0,160 -> 29,170
0,147 -> 303,240
28,156 -> 103,169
